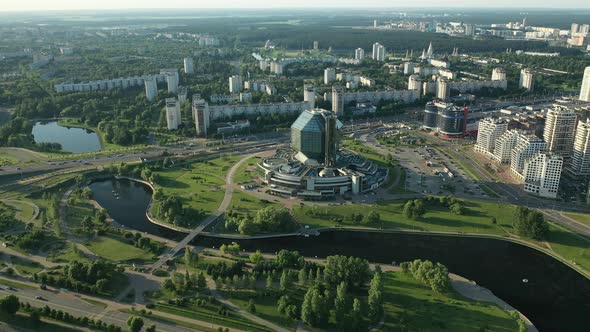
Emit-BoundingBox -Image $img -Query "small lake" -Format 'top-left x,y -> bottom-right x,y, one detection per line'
89,179 -> 184,240
32,121 -> 101,153
90,178 -> 590,332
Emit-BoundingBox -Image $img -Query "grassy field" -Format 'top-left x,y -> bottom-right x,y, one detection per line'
233,156 -> 260,185
10,256 -> 43,275
3,200 -> 36,223
0,313 -> 84,332
85,236 -> 154,262
154,301 -> 274,332
65,198 -> 95,230
563,212 -> 590,227
154,156 -> 241,214
293,199 -> 513,236
382,272 -> 519,332
49,243 -> 91,263
221,270 -> 520,331
0,155 -> 18,167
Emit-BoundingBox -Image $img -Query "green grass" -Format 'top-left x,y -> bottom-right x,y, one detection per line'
80,297 -> 108,309
0,277 -> 37,290
155,301 -> 274,332
544,222 -> 590,273
10,256 -> 43,275
121,309 -> 218,332
3,201 -> 36,223
293,199 -> 514,236
85,236 -> 154,262
49,243 -> 90,264
218,289 -> 298,330
0,155 -> 18,167
382,272 -> 519,332
0,312 -> 84,332
154,156 -> 241,214
65,198 -> 95,230
563,212 -> 590,227
233,157 -> 260,184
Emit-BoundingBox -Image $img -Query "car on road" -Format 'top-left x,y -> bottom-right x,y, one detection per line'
34,296 -> 48,301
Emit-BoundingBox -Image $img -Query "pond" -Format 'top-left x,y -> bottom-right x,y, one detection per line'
90,178 -> 590,332
32,121 -> 101,153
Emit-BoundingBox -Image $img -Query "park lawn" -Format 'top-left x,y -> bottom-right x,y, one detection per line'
154,156 -> 242,214
543,222 -> 590,273
563,212 -> 590,227
49,243 -> 90,264
228,191 -> 276,216
120,309 -> 218,332
293,199 -> 514,236
381,272 -> 519,332
65,198 -> 95,229
219,288 -> 299,330
3,200 -> 36,223
85,236 -> 153,262
10,256 -> 43,275
0,155 -> 18,167
0,312 -> 84,332
154,301 -> 273,332
233,156 -> 260,184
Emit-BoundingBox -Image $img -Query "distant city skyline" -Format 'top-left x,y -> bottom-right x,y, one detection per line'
1,0 -> 590,11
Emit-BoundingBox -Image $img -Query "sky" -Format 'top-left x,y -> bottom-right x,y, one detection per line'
0,0 -> 589,11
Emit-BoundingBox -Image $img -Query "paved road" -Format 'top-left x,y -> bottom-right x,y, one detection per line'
149,151 -> 267,272
0,277 -> 231,332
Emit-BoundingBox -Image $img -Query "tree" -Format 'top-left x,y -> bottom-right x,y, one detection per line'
249,250 -> 264,264
82,216 -> 93,230
247,299 -> 256,313
280,270 -> 291,291
450,202 -> 464,215
127,316 -> 144,332
197,272 -> 207,290
0,295 -> 20,315
277,250 -> 304,269
364,211 -> 381,224
513,207 -> 548,240
334,282 -> 348,326
323,255 -> 370,289
146,325 -> 156,332
298,268 -> 307,285
368,271 -> 383,323
30,310 -> 41,325
184,247 -> 198,267
301,286 -> 314,325
351,298 -> 362,331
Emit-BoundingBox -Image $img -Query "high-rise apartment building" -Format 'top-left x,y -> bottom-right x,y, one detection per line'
331,86 -> 344,116
475,118 -> 508,155
313,41 -> 319,50
580,66 -> 590,102
192,96 -> 210,136
372,43 -> 386,61
184,57 -> 194,74
144,76 -> 158,102
569,119 -> 590,176
543,106 -> 577,157
165,98 -> 181,130
523,152 -> 563,198
492,68 -> 507,81
436,78 -> 450,100
511,134 -> 547,177
303,84 -> 316,109
229,75 -> 243,94
493,130 -> 519,163
324,68 -> 336,84
408,75 -> 422,95
161,69 -> 179,94
355,48 -> 365,61
519,68 -> 535,91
